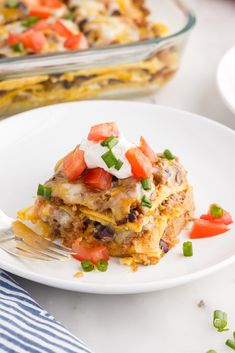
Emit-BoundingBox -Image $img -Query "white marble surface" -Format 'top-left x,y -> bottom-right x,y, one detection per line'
12,1 -> 235,352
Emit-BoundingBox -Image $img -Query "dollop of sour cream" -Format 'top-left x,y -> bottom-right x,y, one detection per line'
80,135 -> 135,179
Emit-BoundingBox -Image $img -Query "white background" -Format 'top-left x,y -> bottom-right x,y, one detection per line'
12,1 -> 235,352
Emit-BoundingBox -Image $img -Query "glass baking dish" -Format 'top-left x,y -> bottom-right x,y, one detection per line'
0,0 -> 196,118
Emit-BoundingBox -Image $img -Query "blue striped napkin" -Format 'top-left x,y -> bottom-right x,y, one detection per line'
0,270 -> 93,353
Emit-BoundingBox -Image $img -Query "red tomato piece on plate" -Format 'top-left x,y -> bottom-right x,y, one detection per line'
139,136 -> 157,164
200,211 -> 233,225
87,122 -> 120,142
72,241 -> 109,263
83,168 -> 112,191
125,147 -> 152,179
62,149 -> 86,182
64,33 -> 89,50
189,219 -> 230,239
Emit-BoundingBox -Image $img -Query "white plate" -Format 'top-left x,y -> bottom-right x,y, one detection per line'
217,46 -> 235,114
0,101 -> 234,294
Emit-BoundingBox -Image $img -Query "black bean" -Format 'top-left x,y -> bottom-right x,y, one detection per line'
93,225 -> 114,241
62,80 -> 73,89
116,218 -> 128,226
70,6 -> 77,12
83,218 -> 92,231
111,10 -> 121,16
78,19 -> 88,30
53,228 -> 61,236
159,239 -> 169,253
128,213 -> 137,223
84,218 -> 92,227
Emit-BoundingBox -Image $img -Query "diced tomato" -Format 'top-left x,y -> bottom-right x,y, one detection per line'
29,7 -> 52,19
20,30 -> 46,53
32,19 -> 51,32
87,122 -> 120,142
62,149 -> 87,182
8,32 -> 20,46
72,241 -> 109,264
83,168 -> 112,191
189,219 -> 230,239
40,0 -> 63,8
139,136 -> 157,164
125,147 -> 152,179
51,20 -> 73,39
8,30 -> 46,53
64,33 -> 89,50
200,211 -> 233,225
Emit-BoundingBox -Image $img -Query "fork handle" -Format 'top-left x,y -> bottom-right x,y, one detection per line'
0,209 -> 14,230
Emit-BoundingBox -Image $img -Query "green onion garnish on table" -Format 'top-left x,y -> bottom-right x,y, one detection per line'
210,204 -> 224,219
22,16 -> 40,27
163,149 -> 174,160
183,241 -> 193,257
12,43 -> 24,53
5,0 -> 18,8
37,184 -> 52,201
206,350 -> 217,353
141,178 -> 152,190
96,259 -> 108,272
101,136 -> 119,149
141,195 -> 152,208
226,339 -> 235,350
81,260 -> 94,272
101,149 -> 118,168
213,310 -> 228,332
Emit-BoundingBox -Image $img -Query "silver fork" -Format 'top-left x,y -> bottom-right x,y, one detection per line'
0,209 -> 73,261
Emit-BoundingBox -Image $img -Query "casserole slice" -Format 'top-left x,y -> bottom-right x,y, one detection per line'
18,122 -> 194,267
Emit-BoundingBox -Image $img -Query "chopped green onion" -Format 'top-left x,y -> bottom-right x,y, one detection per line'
101,150 -> 118,168
96,259 -> 108,272
141,178 -> 152,190
115,159 -> 123,171
183,241 -> 193,257
81,260 -> 94,272
21,16 -> 40,27
65,12 -> 74,20
233,332 -> 235,340
210,204 -> 224,219
163,149 -> 174,160
213,310 -> 228,332
5,0 -> 18,8
101,136 -> 119,149
226,339 -> 235,350
141,195 -> 152,208
37,184 -> 52,200
11,43 -> 24,53
206,350 -> 217,353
